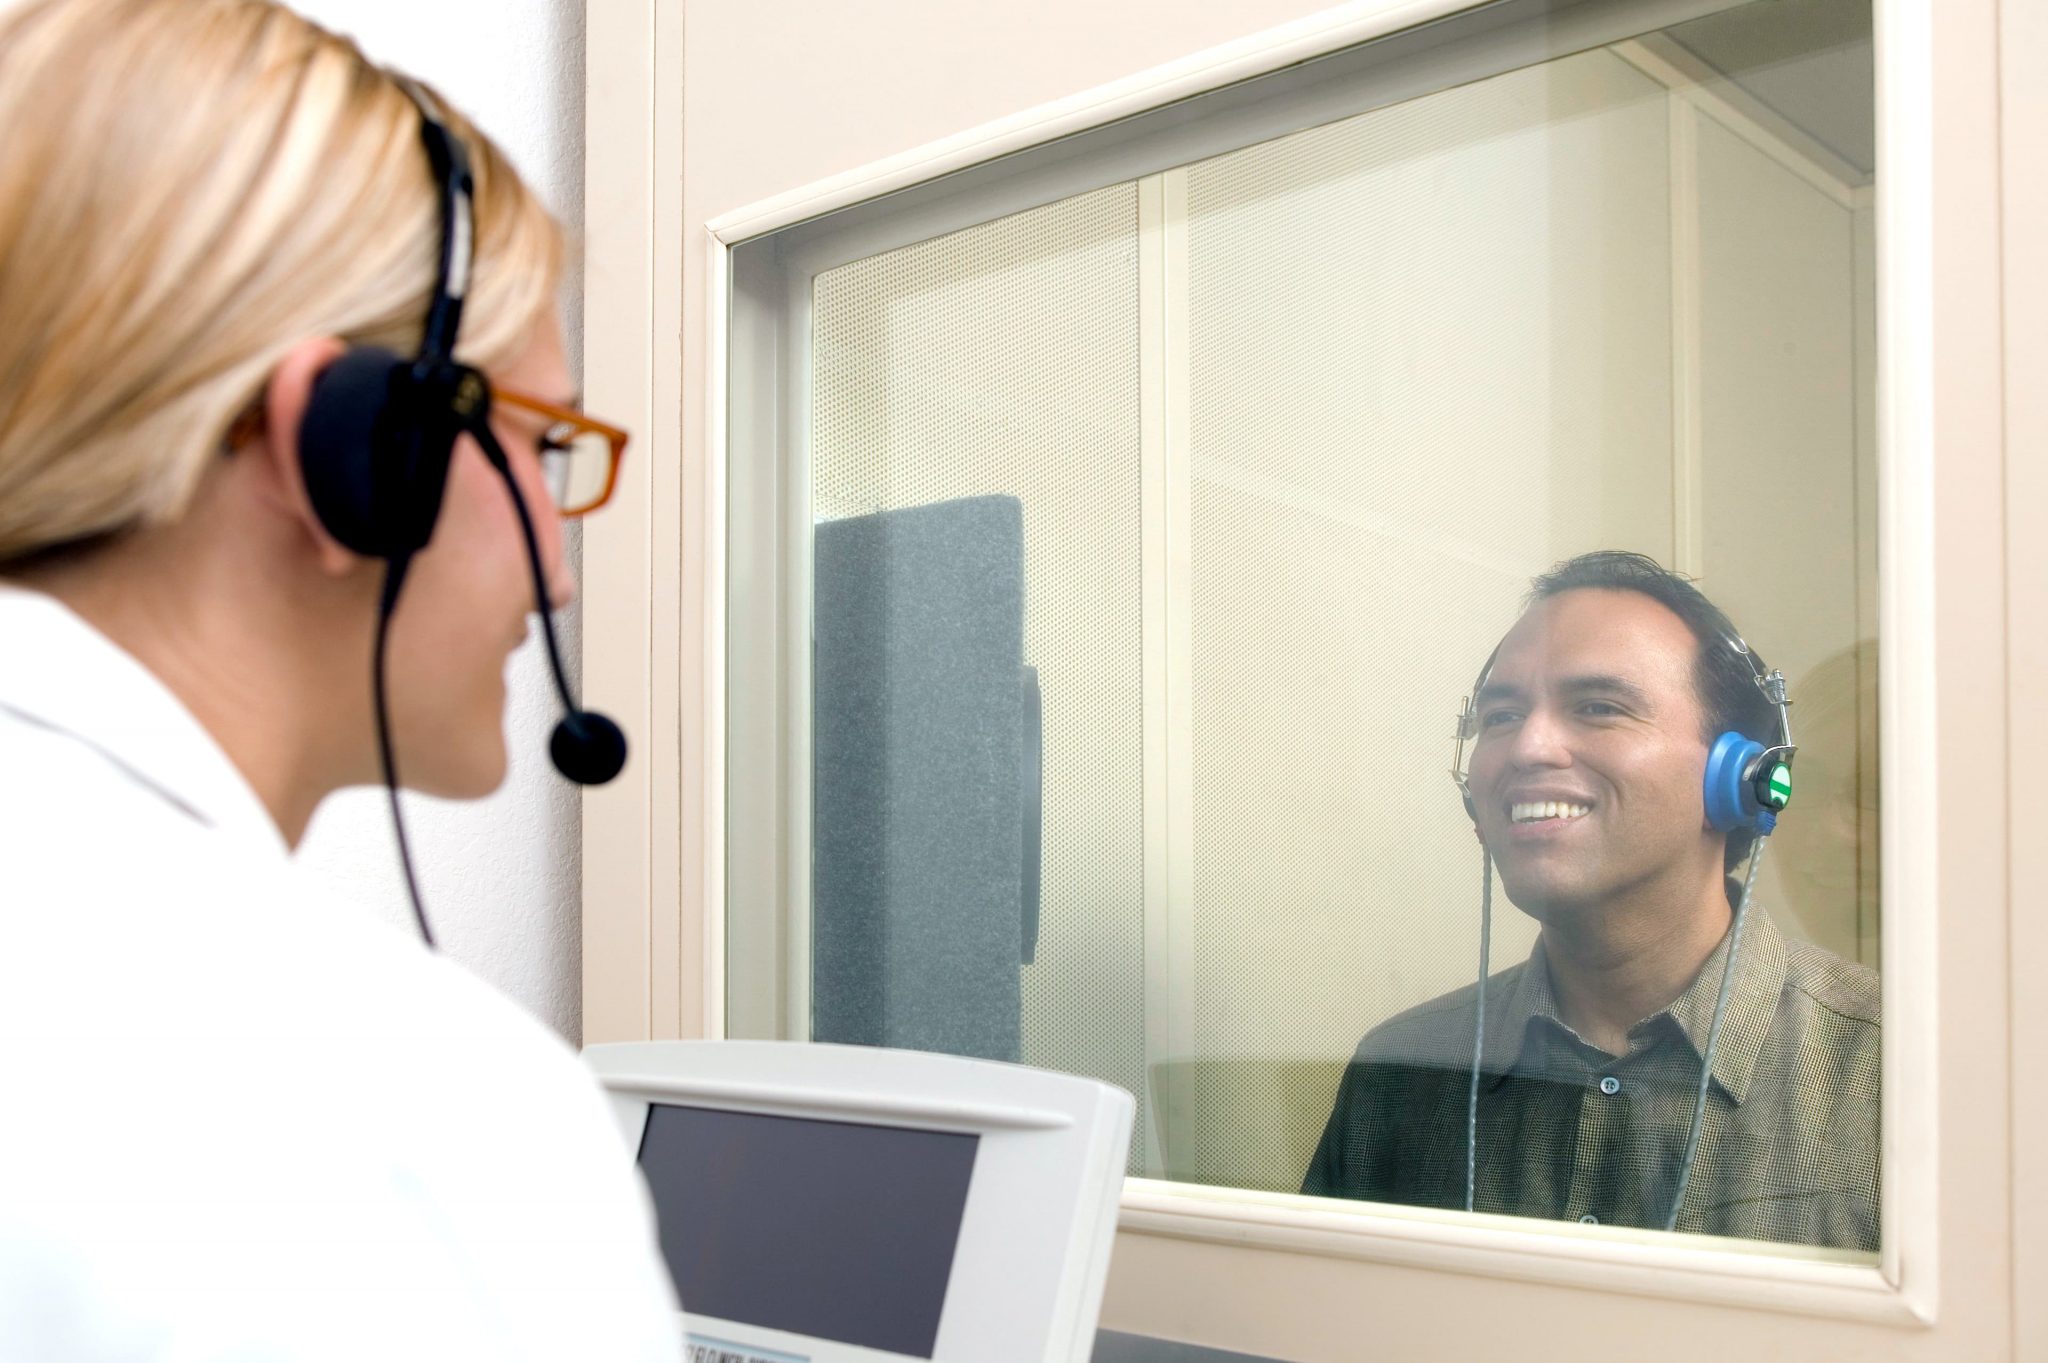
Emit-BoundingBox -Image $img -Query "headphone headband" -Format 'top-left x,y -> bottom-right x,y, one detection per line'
393,78 -> 472,367
296,76 -> 626,952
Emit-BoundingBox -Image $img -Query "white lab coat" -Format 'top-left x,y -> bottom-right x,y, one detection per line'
0,583 -> 681,1360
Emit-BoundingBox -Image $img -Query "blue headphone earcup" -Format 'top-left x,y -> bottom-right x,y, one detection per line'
1703,731 -> 1766,832
300,346 -> 459,560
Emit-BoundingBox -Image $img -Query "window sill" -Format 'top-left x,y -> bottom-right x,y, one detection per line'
1117,1178 -> 1924,1328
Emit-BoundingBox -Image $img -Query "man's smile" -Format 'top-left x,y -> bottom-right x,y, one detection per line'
1508,800 -> 1591,824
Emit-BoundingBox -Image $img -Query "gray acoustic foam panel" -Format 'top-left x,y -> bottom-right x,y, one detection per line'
813,495 -> 1029,1062
811,180 -> 1147,1165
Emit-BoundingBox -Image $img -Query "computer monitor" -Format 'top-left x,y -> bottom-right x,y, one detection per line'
586,1040 -> 1134,1363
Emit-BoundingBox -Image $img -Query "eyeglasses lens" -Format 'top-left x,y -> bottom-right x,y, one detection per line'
544,428 -> 614,515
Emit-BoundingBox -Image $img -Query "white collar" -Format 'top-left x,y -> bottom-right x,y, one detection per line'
0,582 -> 288,861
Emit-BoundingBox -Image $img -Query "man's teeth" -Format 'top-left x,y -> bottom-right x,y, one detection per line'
1510,801 -> 1591,824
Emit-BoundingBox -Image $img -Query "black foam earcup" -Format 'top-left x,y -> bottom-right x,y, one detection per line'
300,347 -> 462,559
549,710 -> 627,785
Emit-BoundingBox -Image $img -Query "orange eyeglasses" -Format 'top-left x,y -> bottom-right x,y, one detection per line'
493,387 -> 630,519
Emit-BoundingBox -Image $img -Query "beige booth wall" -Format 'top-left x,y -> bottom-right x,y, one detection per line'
582,1 -> 2040,1359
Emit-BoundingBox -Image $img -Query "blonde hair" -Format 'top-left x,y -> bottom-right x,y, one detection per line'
0,0 -> 564,564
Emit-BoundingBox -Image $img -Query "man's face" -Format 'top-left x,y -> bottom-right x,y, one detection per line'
1465,588 -> 1724,924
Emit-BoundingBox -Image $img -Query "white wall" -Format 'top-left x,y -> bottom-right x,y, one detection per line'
290,0 -> 589,1043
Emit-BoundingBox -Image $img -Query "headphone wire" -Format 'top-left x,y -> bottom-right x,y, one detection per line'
1464,845 -> 1493,1213
373,555 -> 436,949
1662,829 -> 1771,1231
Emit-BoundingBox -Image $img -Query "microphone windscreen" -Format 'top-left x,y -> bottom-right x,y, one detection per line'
550,710 -> 628,786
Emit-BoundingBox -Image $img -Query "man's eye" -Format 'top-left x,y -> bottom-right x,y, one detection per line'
1580,700 -> 1624,717
1479,709 -> 1520,729
538,424 -> 575,455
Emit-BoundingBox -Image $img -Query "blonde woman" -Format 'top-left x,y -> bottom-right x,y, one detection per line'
0,1 -> 677,1356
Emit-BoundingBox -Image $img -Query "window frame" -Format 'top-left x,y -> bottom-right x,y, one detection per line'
720,0 -> 1916,1317
580,0 -> 2026,1352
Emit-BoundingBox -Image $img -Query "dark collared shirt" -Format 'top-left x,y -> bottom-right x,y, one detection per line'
1302,909 -> 1880,1251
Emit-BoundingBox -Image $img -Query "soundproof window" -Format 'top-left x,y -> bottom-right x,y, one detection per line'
725,0 -> 1880,1259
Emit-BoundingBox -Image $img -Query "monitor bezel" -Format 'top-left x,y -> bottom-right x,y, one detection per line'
588,1040 -> 1133,1363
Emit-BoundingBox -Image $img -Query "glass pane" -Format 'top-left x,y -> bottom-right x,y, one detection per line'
808,185 -> 1147,1142
790,0 -> 1877,1256
540,429 -> 615,514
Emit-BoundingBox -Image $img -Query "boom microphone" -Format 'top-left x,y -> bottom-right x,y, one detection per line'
469,416 -> 628,786
550,707 -> 627,786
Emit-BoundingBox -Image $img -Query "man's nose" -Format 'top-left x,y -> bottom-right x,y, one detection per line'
1506,706 -> 1573,768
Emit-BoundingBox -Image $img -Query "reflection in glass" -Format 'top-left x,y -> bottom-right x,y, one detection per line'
796,0 -> 1878,1254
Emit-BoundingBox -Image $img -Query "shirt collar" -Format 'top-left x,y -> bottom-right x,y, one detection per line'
0,582 -> 288,861
1481,903 -> 1790,1106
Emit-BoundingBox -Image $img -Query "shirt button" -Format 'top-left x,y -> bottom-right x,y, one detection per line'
1598,1076 -> 1622,1095
1579,1213 -> 1600,1225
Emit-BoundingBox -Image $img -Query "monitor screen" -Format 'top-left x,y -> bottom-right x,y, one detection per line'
636,1103 -> 980,1359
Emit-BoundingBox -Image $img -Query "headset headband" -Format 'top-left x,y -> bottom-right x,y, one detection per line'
393,78 -> 472,368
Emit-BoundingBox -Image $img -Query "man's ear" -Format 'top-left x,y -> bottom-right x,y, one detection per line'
254,337 -> 356,576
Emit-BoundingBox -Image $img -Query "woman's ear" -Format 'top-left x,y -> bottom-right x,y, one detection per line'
254,337 -> 356,576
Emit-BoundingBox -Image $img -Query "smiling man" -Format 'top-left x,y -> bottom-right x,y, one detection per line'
1302,552 -> 1879,1251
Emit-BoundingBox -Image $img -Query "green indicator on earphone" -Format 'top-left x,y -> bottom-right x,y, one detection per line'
1767,764 -> 1793,808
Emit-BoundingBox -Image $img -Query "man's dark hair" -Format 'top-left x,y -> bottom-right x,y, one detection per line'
1524,550 -> 1778,875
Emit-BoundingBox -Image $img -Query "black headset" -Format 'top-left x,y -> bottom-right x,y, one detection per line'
295,79 -> 626,945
